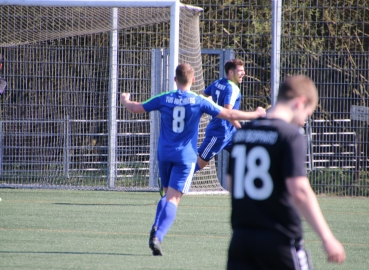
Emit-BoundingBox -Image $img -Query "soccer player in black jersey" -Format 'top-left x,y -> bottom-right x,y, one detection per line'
227,75 -> 346,269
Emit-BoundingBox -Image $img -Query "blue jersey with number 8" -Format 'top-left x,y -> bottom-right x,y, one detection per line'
143,89 -> 222,163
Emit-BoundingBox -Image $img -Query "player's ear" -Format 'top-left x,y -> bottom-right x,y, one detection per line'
295,95 -> 307,109
174,77 -> 177,82
192,76 -> 195,83
0,63 -> 2,69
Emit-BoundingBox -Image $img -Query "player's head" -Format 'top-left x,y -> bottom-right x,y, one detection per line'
277,75 -> 318,126
175,63 -> 195,88
225,59 -> 245,84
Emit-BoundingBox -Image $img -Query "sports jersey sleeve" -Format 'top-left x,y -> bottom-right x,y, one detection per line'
283,132 -> 307,178
204,83 -> 212,96
199,95 -> 222,117
224,82 -> 239,107
142,92 -> 166,112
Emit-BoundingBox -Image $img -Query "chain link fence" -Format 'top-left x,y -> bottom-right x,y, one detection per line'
184,0 -> 369,196
1,1 -> 368,195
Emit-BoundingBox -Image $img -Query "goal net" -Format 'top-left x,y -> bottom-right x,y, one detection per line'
0,2 -> 224,193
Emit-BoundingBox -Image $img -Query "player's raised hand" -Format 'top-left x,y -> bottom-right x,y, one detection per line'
120,92 -> 145,113
255,106 -> 266,117
323,237 -> 346,264
120,93 -> 131,106
120,92 -> 130,100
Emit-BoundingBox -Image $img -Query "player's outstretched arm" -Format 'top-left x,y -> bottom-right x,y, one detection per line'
120,93 -> 146,113
217,106 -> 266,121
286,177 -> 346,264
201,90 -> 210,98
223,104 -> 242,129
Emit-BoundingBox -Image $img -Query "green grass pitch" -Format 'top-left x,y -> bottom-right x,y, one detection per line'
0,189 -> 368,269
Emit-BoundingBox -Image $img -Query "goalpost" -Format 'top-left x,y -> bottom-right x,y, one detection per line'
0,0 -> 225,193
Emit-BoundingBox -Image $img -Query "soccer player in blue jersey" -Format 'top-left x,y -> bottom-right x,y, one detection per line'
227,75 -> 346,269
196,59 -> 265,173
120,63 -> 265,256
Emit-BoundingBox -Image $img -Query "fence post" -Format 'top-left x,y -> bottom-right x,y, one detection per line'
149,49 -> 163,188
271,0 -> 282,106
355,127 -> 362,182
108,7 -> 119,188
350,105 -> 369,182
217,49 -> 234,190
306,117 -> 314,171
63,115 -> 70,179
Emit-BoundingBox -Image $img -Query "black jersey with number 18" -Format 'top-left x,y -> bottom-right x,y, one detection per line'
227,117 -> 307,240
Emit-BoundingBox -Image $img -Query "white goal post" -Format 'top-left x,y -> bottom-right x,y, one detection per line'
0,0 -> 225,193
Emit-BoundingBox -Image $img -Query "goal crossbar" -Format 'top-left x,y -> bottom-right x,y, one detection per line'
0,0 -> 182,8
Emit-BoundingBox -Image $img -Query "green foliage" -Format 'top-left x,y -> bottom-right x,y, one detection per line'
183,0 -> 369,113
309,169 -> 369,196
185,0 -> 369,52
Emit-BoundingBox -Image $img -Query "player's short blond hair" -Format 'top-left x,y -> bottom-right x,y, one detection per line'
175,63 -> 194,85
277,75 -> 318,107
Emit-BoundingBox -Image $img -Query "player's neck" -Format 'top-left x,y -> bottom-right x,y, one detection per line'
176,83 -> 191,92
226,76 -> 238,85
176,88 -> 190,92
266,103 -> 294,123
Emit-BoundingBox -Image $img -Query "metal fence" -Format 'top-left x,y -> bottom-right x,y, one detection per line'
1,1 -> 368,195
182,0 -> 369,196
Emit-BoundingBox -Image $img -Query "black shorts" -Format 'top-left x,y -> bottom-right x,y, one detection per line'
227,228 -> 313,270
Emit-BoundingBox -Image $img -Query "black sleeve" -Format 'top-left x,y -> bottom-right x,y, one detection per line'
227,147 -> 233,176
283,132 -> 307,178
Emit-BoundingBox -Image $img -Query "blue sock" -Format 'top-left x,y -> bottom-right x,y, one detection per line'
194,163 -> 200,173
152,195 -> 166,229
155,201 -> 177,242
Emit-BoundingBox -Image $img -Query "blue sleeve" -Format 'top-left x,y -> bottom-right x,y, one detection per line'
199,96 -> 222,117
223,84 -> 234,105
204,83 -> 212,96
142,93 -> 164,112
224,83 -> 240,107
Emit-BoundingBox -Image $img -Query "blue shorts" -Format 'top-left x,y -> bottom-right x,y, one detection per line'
197,135 -> 232,162
158,161 -> 196,194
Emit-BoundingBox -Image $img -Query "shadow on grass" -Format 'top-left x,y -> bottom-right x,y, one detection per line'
53,203 -> 156,206
0,250 -> 151,256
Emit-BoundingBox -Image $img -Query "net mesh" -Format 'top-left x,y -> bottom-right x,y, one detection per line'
1,7 -> 171,47
0,4 -> 224,193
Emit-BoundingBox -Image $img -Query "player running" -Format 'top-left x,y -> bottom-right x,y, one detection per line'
120,63 -> 265,256
195,59 -> 264,173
